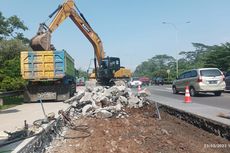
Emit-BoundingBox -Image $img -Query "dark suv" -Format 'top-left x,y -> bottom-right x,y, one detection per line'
154,77 -> 164,85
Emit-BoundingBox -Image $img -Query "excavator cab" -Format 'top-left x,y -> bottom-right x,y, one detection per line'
98,57 -> 120,84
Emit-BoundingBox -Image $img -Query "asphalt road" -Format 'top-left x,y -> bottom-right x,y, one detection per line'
143,85 -> 230,110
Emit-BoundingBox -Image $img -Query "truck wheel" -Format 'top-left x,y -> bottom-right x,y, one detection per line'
172,86 -> 178,94
214,91 -> 222,96
189,87 -> 197,97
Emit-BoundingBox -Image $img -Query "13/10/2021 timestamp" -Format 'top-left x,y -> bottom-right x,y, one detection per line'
204,144 -> 230,148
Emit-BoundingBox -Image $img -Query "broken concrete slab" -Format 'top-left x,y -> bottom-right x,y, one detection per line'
85,86 -> 94,93
79,92 -> 93,103
64,84 -> 149,118
102,89 -> 113,98
76,90 -> 85,101
128,95 -> 140,108
93,86 -> 104,93
105,86 -> 119,96
95,110 -> 113,118
116,85 -> 126,92
114,80 -> 127,86
82,104 -> 94,116
99,96 -> 111,108
64,95 -> 77,104
218,113 -> 230,119
100,103 -> 123,113
137,88 -> 151,97
118,96 -> 128,106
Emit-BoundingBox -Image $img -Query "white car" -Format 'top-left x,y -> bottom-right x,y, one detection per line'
172,68 -> 226,96
128,77 -> 142,88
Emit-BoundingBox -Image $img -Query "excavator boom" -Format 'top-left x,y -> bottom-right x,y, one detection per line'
30,0 -> 104,65
30,0 -> 131,85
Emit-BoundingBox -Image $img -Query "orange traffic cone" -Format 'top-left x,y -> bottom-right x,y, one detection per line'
184,86 -> 192,103
138,85 -> 141,93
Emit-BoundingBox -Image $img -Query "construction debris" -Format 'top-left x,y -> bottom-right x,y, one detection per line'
65,84 -> 151,118
218,112 -> 230,119
48,102 -> 230,153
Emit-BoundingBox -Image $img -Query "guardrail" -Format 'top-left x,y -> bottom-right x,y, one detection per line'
0,90 -> 24,98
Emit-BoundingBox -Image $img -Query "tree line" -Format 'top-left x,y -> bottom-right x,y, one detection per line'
134,43 -> 230,80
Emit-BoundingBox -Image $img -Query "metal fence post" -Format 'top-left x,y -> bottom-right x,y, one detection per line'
0,98 -> 3,106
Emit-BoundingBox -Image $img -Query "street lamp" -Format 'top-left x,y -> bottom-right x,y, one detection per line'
162,21 -> 190,78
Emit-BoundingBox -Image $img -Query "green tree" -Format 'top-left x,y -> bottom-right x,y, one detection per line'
76,68 -> 88,79
178,43 -> 210,74
0,12 -> 29,91
0,40 -> 29,91
134,42 -> 230,82
0,12 -> 28,40
134,54 -> 176,79
204,43 -> 230,71
0,39 -> 28,66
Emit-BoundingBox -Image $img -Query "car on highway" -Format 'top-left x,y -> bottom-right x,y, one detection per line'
139,76 -> 150,86
154,77 -> 164,85
172,68 -> 226,96
76,77 -> 85,86
128,77 -> 142,88
225,71 -> 230,90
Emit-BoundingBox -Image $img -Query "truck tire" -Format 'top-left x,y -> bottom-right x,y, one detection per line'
189,87 -> 197,97
56,84 -> 71,101
214,91 -> 222,96
172,86 -> 178,94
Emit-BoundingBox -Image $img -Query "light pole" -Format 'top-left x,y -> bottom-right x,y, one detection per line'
162,21 -> 190,78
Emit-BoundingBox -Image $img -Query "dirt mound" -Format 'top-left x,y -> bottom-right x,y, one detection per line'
47,104 -> 229,153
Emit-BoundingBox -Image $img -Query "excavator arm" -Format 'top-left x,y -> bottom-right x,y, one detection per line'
31,0 -> 131,85
30,0 -> 104,65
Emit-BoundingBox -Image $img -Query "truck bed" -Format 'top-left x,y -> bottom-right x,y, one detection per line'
20,50 -> 75,80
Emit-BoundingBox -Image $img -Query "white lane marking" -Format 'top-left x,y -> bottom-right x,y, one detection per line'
152,88 -> 172,93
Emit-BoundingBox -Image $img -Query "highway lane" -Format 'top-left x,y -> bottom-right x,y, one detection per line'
143,85 -> 230,110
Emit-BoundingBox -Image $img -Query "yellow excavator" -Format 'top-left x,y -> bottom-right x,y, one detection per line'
30,0 -> 131,85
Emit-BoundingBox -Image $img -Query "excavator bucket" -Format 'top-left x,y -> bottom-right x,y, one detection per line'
30,32 -> 51,51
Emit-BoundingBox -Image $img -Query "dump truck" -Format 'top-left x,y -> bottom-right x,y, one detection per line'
20,50 -> 76,102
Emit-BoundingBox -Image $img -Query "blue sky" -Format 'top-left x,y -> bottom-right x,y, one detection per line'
1,0 -> 230,71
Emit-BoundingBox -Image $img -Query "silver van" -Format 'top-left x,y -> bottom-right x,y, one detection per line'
172,68 -> 226,96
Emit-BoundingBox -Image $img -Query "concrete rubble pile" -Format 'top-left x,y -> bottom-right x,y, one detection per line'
65,84 -> 151,119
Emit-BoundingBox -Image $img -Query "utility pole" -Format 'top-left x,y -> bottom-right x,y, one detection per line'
162,21 -> 190,78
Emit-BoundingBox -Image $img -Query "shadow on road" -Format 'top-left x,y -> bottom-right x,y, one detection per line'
25,100 -> 64,104
0,109 -> 20,114
175,92 -> 219,97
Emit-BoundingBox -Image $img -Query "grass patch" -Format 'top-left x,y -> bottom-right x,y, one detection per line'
0,95 -> 24,110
